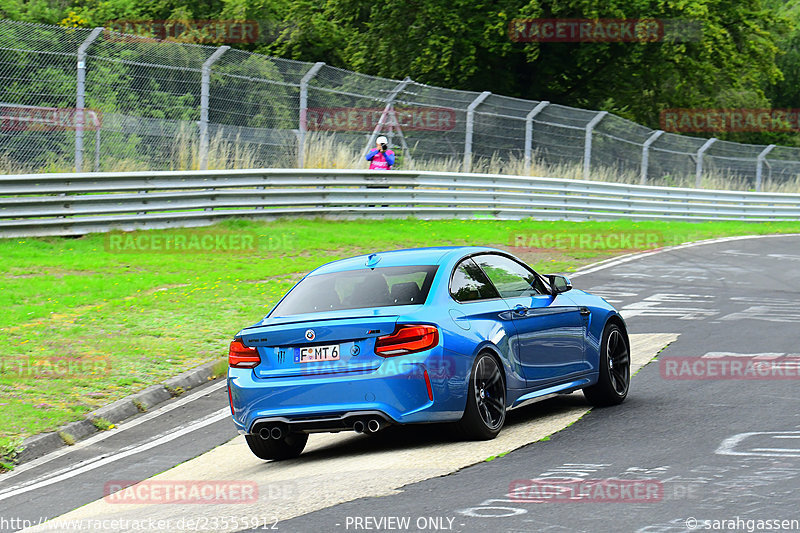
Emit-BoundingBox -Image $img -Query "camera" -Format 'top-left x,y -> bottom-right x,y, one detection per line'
380,143 -> 388,151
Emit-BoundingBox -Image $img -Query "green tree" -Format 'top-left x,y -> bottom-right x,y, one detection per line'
270,0 -> 790,143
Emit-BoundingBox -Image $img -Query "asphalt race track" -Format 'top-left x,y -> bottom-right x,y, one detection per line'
2,234 -> 799,533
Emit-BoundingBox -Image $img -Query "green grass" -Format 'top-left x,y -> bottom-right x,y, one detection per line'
1,217 -> 799,468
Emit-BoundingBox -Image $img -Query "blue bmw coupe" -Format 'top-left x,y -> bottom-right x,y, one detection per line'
228,247 -> 629,460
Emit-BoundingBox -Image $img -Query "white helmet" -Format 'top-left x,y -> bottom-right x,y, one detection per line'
376,136 -> 388,145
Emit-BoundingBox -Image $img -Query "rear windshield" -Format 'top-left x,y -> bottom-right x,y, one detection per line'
269,265 -> 439,317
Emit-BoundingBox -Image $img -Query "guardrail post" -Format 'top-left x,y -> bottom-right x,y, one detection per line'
524,101 -> 549,174
199,46 -> 229,171
695,137 -> 717,188
364,77 -> 412,156
298,62 -> 325,168
756,144 -> 776,192
583,111 -> 607,180
75,27 -> 103,173
463,91 -> 491,173
640,130 -> 664,185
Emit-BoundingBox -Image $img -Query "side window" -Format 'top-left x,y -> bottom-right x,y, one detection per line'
473,254 -> 546,298
450,258 -> 500,302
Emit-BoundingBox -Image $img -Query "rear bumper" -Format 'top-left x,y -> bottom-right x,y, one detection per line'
229,351 -> 469,432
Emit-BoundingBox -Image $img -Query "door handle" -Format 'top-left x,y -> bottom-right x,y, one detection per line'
513,304 -> 528,316
579,307 -> 590,316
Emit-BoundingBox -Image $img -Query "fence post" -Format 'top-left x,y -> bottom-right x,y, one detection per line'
640,130 -> 664,185
95,128 -> 101,172
199,46 -> 229,171
695,137 -> 717,188
524,101 -> 549,174
463,91 -> 491,173
364,77 -> 412,155
298,62 -> 325,168
756,144 -> 776,192
75,27 -> 103,173
583,111 -> 607,180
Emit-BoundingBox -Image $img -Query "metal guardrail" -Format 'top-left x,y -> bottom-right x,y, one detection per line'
2,169 -> 800,238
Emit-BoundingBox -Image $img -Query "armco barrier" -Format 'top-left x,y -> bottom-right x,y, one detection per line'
2,169 -> 800,237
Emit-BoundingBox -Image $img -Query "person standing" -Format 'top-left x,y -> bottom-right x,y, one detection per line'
365,135 -> 395,170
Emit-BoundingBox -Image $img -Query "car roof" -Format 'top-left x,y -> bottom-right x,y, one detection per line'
308,246 -> 504,275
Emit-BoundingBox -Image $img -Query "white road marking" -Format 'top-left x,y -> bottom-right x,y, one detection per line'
621,293 -> 718,320
644,294 -> 715,303
587,289 -> 639,304
1,380 -> 228,483
766,253 -> 800,261
717,296 -> 800,323
716,431 -> 800,458
730,296 -> 800,306
719,306 -> 800,323
720,249 -> 760,257
722,250 -> 800,261
693,352 -> 800,373
702,352 -> 784,359
0,408 -> 230,502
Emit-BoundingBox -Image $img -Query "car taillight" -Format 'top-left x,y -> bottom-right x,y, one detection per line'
229,339 -> 260,368
375,325 -> 439,357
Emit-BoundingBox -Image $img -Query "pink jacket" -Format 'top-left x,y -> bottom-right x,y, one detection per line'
366,149 -> 395,170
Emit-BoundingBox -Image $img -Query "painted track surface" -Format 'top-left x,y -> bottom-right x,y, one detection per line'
3,234 -> 798,532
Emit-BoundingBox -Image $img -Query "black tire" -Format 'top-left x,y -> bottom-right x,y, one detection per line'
583,323 -> 630,406
455,352 -> 506,440
245,432 -> 308,461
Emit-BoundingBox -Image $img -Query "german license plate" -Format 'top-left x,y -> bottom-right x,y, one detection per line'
294,344 -> 341,363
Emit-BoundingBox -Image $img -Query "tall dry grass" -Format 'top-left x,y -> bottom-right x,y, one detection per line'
301,135 -> 800,193
2,129 -> 799,193
171,125 -> 261,171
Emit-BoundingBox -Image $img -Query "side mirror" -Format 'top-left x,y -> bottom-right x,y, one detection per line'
547,274 -> 572,294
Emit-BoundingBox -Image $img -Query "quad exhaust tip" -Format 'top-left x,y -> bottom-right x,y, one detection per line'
255,416 -> 387,438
